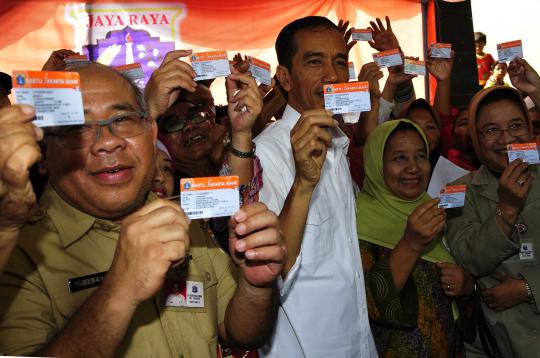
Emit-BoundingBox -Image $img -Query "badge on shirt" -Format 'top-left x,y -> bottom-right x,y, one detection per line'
520,242 -> 534,260
67,271 -> 107,293
163,279 -> 204,308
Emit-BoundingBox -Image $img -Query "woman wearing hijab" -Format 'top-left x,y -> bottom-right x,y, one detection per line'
357,119 -> 474,357
446,86 -> 540,357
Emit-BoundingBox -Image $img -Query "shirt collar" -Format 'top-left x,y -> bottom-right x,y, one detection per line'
41,185 -> 157,249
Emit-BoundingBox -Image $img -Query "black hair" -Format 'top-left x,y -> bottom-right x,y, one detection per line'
490,61 -> 506,72
477,87 -> 527,120
474,32 -> 486,44
275,16 -> 341,70
0,72 -> 12,94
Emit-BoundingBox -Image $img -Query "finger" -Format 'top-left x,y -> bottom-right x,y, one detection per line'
245,244 -> 287,262
413,199 -> 442,220
161,49 -> 194,66
155,60 -> 197,85
2,143 -> 42,188
347,41 -> 357,53
369,21 -> 380,34
376,18 -> 385,31
161,239 -> 190,263
232,202 -> 269,223
0,105 -> 36,125
385,16 -> 392,31
133,198 -> 184,218
153,223 -> 191,245
293,126 -> 333,150
436,261 -> 457,269
501,158 -> 523,181
136,206 -> 190,233
291,112 -> 335,139
235,227 -> 281,253
344,26 -> 353,43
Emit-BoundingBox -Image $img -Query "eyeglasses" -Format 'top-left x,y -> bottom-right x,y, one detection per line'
159,101 -> 215,134
478,123 -> 529,140
46,111 -> 149,149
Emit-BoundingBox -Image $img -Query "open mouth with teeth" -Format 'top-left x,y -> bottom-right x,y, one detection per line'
184,134 -> 208,147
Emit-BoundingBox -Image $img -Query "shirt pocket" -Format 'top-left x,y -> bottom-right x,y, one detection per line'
301,205 -> 334,264
161,272 -> 219,342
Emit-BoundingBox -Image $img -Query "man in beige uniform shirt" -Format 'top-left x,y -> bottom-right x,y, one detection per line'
0,59 -> 286,357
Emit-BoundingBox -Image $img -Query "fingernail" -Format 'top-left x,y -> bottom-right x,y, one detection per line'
236,240 -> 246,252
20,104 -> 35,116
236,223 -> 246,234
235,210 -> 246,222
245,250 -> 257,259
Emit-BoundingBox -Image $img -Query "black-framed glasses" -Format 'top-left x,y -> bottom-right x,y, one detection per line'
478,123 -> 529,140
158,100 -> 215,134
46,111 -> 149,149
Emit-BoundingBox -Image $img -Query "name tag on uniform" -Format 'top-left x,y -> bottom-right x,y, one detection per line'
520,242 -> 534,260
163,279 -> 204,308
67,271 -> 107,293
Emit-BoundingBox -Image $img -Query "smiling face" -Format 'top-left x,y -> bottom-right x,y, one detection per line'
476,99 -> 531,172
45,65 -> 157,220
278,26 -> 348,112
160,85 -> 216,166
383,129 -> 431,200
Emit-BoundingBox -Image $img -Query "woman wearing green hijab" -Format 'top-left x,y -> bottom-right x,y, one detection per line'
357,119 -> 474,357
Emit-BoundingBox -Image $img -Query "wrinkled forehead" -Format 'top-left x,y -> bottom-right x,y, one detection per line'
76,65 -> 141,114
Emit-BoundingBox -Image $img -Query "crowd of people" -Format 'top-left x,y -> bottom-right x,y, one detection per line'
0,13 -> 539,358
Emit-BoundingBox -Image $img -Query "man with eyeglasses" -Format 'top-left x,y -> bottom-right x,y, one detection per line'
0,60 -> 286,357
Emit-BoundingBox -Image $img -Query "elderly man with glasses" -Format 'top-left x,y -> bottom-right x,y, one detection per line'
0,57 -> 286,357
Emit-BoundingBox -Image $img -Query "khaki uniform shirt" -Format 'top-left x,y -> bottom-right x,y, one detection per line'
0,186 -> 238,357
446,165 -> 540,358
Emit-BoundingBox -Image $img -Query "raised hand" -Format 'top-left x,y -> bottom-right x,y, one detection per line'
0,105 -> 43,231
42,49 -> 79,71
229,202 -> 286,287
105,199 -> 191,307
427,49 -> 455,82
144,50 -> 197,120
402,198 -> 446,253
226,67 -> 263,136
337,19 -> 357,53
498,158 -> 533,214
358,62 -> 384,99
290,109 -> 336,187
508,58 -> 540,95
368,16 -> 400,52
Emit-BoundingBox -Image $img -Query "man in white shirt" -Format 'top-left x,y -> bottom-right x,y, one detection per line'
255,16 -> 377,357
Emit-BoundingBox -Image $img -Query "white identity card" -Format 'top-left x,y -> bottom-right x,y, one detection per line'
430,43 -> 452,59
438,185 -> 466,209
404,59 -> 426,76
12,70 -> 85,127
191,51 -> 231,81
507,143 -> 540,164
373,49 -> 403,68
497,40 -> 523,63
324,81 -> 371,114
248,56 -> 272,86
351,29 -> 373,42
180,176 -> 239,220
348,62 -> 356,80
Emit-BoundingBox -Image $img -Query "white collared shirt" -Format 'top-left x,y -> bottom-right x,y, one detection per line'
254,105 -> 377,358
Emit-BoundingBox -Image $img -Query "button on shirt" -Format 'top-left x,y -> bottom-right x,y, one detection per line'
254,105 -> 377,357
